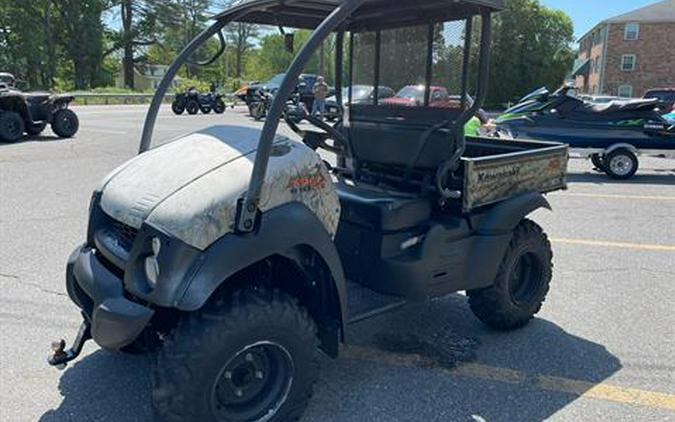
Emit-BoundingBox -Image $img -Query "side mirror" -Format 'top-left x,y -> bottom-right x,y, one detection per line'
285,34 -> 295,53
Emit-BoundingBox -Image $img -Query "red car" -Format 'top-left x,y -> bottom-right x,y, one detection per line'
643,88 -> 675,112
382,85 -> 462,108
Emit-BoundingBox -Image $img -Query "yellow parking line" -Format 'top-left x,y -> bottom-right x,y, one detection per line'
555,193 -> 675,201
551,238 -> 675,252
343,346 -> 675,411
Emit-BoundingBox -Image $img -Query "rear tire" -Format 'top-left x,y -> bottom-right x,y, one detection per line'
0,112 -> 25,142
152,289 -> 320,422
51,109 -> 79,138
604,149 -> 638,180
200,105 -> 212,114
186,100 -> 200,115
468,219 -> 553,330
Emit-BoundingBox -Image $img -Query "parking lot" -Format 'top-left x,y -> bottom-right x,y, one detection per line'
1,104 -> 674,421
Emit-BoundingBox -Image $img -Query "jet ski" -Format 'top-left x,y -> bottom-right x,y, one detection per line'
495,85 -> 675,179
496,84 -> 675,149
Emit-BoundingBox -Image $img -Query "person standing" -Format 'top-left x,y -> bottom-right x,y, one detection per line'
311,76 -> 329,119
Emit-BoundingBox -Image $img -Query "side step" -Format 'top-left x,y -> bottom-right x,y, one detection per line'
346,281 -> 406,325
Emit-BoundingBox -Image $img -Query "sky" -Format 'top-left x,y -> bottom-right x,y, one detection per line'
540,0 -> 661,39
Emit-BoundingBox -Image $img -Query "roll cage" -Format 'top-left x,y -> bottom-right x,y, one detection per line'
139,0 -> 503,232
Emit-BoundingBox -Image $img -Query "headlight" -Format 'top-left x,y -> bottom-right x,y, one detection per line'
144,237 -> 162,288
145,257 -> 160,288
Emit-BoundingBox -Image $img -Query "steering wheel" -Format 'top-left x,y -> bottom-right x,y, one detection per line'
285,113 -> 347,155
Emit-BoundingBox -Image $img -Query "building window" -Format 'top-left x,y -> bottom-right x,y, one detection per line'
624,23 -> 640,40
618,85 -> 633,98
621,54 -> 636,71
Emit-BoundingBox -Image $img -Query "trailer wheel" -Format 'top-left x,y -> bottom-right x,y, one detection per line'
51,109 -> 79,138
153,289 -> 320,422
0,111 -> 25,142
468,219 -> 552,330
590,154 -> 605,171
604,149 -> 638,180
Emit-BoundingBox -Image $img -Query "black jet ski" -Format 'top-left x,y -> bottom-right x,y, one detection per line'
496,85 -> 675,150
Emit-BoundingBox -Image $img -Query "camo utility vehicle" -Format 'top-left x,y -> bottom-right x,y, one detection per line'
49,1 -> 568,421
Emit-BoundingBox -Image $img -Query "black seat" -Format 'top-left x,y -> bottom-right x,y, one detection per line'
348,104 -> 463,170
337,181 -> 432,232
589,98 -> 659,114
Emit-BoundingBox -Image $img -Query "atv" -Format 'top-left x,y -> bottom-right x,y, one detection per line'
172,86 -> 226,115
49,1 -> 569,421
0,75 -> 79,142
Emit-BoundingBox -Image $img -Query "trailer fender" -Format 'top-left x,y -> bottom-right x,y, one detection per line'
474,192 -> 551,235
605,143 -> 639,156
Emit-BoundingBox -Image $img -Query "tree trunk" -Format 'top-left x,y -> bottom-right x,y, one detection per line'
122,0 -> 135,89
44,1 -> 55,88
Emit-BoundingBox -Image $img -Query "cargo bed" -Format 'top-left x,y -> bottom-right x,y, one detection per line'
458,137 -> 569,211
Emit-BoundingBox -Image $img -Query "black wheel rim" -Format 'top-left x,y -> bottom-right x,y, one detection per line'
509,252 -> 544,306
211,341 -> 294,422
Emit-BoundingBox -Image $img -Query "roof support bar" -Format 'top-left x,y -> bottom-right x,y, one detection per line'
235,0 -> 366,233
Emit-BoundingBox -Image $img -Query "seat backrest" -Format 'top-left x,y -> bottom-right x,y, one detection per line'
348,104 -> 463,170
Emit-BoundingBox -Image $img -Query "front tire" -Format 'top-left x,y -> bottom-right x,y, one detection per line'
604,149 -> 638,180
51,109 -> 79,138
0,112 -> 25,142
172,101 -> 185,115
468,219 -> 553,330
153,289 -> 320,422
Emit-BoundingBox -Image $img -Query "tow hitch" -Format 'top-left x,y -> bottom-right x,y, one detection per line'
48,317 -> 91,370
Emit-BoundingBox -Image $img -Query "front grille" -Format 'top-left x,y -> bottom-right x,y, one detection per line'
93,211 -> 139,271
110,219 -> 138,252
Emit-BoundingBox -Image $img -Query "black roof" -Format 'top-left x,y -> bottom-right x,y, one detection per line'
217,0 -> 504,30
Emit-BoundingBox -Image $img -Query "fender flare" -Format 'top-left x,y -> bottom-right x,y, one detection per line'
176,202 -> 347,340
475,192 -> 551,235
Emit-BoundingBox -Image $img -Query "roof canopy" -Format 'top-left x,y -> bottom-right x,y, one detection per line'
217,0 -> 504,30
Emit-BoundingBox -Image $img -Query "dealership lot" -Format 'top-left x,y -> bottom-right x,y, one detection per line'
1,105 -> 674,421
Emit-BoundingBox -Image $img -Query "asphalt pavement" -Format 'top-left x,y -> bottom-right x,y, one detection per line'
1,105 -> 674,422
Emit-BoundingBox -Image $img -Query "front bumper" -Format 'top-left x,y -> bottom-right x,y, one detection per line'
66,244 -> 154,350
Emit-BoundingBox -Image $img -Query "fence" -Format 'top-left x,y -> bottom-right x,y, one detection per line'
71,92 -> 240,106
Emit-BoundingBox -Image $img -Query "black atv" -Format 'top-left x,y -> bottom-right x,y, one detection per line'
0,82 -> 79,142
172,87 -> 226,115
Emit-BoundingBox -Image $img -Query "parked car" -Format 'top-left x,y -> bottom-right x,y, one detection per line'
381,85 -> 464,108
644,88 -> 675,113
324,85 -> 396,120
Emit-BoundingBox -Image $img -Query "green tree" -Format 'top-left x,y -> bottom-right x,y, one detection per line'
484,0 -> 575,107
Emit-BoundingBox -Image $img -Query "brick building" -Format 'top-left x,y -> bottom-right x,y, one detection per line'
574,0 -> 675,98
